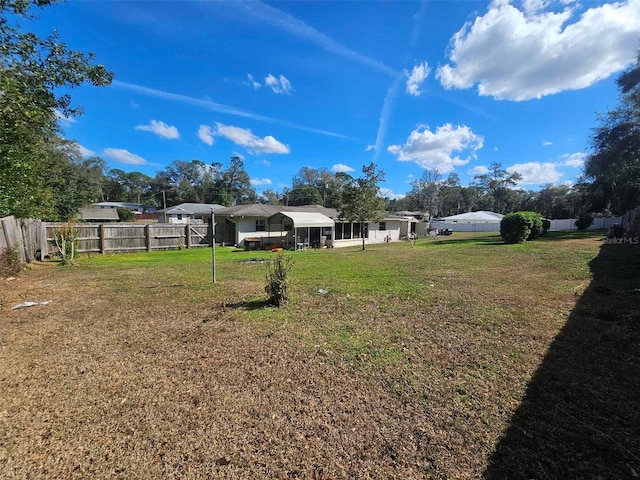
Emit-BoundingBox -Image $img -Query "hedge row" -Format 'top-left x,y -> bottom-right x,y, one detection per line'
500,211 -> 548,244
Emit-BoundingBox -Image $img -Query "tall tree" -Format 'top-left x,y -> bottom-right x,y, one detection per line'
0,0 -> 113,218
339,163 -> 386,251
584,52 -> 640,214
473,162 -> 522,214
410,169 -> 442,219
220,156 -> 256,206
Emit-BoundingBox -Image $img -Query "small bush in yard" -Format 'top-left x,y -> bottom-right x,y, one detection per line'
0,244 -> 23,277
53,222 -> 79,266
265,253 -> 293,307
501,211 -> 545,244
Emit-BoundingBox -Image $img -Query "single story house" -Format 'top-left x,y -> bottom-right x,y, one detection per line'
212,204 -> 418,249
79,207 -> 120,222
92,202 -> 156,214
157,203 -> 224,224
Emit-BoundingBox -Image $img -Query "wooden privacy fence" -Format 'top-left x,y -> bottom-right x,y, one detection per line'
0,216 -> 41,262
43,223 -> 212,257
1,216 -> 212,261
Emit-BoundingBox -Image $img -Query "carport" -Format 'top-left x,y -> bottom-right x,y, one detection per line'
268,211 -> 335,250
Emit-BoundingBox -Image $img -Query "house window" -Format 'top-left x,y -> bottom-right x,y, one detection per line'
335,222 -> 350,240
379,221 -> 386,231
256,219 -> 266,231
353,222 -> 368,239
177,214 -> 183,220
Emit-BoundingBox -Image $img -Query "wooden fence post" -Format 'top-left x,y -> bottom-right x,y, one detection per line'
185,224 -> 191,249
20,220 -> 33,263
39,221 -> 48,260
146,224 -> 152,252
99,224 -> 106,254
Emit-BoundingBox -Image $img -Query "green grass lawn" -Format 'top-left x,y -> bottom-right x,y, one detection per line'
1,231 -> 638,479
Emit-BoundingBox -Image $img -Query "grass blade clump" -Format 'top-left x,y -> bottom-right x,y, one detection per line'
265,253 -> 293,307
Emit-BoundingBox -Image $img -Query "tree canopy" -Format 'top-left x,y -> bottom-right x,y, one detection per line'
584,52 -> 640,215
339,163 -> 385,250
0,0 -> 113,219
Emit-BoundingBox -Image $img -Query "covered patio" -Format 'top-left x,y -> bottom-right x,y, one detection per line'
268,211 -> 335,250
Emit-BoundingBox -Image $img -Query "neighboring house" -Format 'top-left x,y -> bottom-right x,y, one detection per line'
157,203 -> 224,224
79,207 -> 120,222
213,204 -> 418,249
93,202 -> 156,214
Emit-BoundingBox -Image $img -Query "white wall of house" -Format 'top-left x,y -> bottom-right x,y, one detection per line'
227,217 -> 418,249
233,217 -> 290,247
333,220 -> 402,248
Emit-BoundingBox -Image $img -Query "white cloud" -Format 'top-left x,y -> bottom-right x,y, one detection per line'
246,74 -> 261,89
365,144 -> 376,152
78,144 -> 95,157
103,148 -> 147,165
265,74 -> 293,95
250,177 -> 273,186
469,165 -> 489,175
214,123 -> 290,154
436,0 -> 640,100
562,151 -> 587,167
135,120 -> 180,139
543,141 -> 553,146
374,73 -> 405,160
388,123 -> 484,172
331,164 -> 355,173
406,61 -> 431,96
197,125 -> 215,146
256,159 -> 271,166
507,162 -> 562,184
379,188 -> 405,200
54,109 -> 76,127
113,81 -> 351,140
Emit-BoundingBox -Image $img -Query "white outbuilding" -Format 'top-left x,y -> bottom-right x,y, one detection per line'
431,211 -> 504,233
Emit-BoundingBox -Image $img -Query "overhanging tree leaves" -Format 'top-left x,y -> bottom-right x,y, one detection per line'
338,162 -> 385,251
0,0 -> 113,218
585,52 -> 640,214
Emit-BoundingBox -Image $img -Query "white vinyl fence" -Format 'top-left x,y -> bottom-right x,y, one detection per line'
430,216 -> 623,234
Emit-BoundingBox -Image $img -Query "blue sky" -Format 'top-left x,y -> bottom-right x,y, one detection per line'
39,0 -> 640,199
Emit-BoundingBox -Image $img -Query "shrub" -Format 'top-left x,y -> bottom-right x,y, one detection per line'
117,207 -> 135,222
542,218 -> 551,235
575,213 -> 594,230
522,211 -> 544,240
0,244 -> 23,277
500,211 -> 545,244
53,222 -> 79,266
265,253 -> 293,307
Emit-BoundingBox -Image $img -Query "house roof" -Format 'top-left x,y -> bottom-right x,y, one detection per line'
80,207 -> 120,221
159,203 -> 224,215
436,211 -> 504,223
269,211 -> 335,229
214,204 -> 339,219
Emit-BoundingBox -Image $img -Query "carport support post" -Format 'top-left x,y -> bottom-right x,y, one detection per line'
211,209 -> 216,284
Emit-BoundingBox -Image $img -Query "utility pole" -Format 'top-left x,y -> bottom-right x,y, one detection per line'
211,208 -> 216,284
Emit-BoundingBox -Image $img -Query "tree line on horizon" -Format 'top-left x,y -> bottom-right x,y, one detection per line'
1,1 -> 639,223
